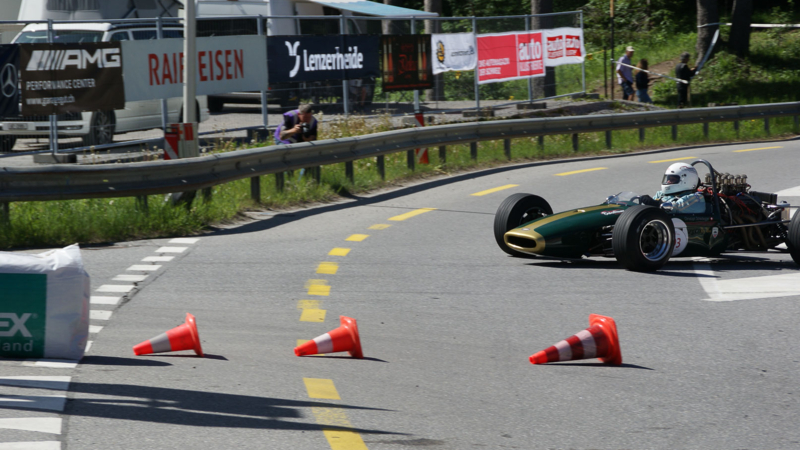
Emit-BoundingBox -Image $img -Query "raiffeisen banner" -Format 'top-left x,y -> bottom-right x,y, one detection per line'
267,35 -> 380,83
543,27 -> 585,67
122,35 -> 268,102
476,31 -> 544,85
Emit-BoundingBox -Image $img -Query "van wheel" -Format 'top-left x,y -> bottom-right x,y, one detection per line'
82,111 -> 115,146
0,136 -> 16,152
207,97 -> 224,113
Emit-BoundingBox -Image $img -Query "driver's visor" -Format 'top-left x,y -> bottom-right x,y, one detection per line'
662,174 -> 681,185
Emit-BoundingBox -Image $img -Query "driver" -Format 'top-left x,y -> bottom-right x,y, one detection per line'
641,162 -> 706,213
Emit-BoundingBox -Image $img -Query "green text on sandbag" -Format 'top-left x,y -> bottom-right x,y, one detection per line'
0,273 -> 47,358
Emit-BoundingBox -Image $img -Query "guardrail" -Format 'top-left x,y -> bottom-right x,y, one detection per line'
1,102 -> 798,204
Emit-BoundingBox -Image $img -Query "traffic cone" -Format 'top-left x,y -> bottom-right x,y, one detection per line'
295,315 -> 363,358
133,313 -> 204,357
529,314 -> 621,365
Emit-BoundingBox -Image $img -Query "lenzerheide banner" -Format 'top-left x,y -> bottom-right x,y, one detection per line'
431,33 -> 477,75
381,35 -> 433,92
268,35 -> 380,83
20,42 -> 125,115
543,27 -> 585,67
477,31 -> 545,85
0,45 -> 20,118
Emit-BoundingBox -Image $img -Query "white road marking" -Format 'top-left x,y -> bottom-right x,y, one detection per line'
90,296 -> 120,305
89,325 -> 103,334
142,256 -> 174,262
0,442 -> 61,449
156,247 -> 187,253
96,284 -> 134,293
112,274 -> 148,282
127,265 -> 161,271
0,377 -> 70,391
0,395 -> 67,412
695,263 -> 800,301
85,341 -> 93,353
169,238 -> 199,244
0,418 -> 62,434
90,310 -> 112,321
23,360 -> 78,369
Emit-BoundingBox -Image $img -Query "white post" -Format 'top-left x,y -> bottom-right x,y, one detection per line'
157,17 -> 168,131
412,18 -> 420,114
47,19 -> 58,155
183,0 -> 197,124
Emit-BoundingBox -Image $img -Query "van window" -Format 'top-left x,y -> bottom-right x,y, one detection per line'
109,31 -> 130,41
132,30 -> 157,40
162,29 -> 184,39
15,30 -> 104,44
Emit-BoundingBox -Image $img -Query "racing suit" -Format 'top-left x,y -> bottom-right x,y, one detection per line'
653,190 -> 706,214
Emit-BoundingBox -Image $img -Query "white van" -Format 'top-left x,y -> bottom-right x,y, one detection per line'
0,22 -> 209,152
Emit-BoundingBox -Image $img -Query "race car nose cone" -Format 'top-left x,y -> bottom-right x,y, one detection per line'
505,228 -> 545,254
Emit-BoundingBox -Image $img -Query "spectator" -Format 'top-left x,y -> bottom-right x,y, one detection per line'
675,52 -> 696,108
349,79 -> 368,111
635,59 -> 653,104
616,46 -> 635,101
275,104 -> 318,145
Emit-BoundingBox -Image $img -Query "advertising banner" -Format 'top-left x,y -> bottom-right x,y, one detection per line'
268,35 -> 380,84
431,32 -> 477,75
122,35 -> 268,102
543,27 -> 585,67
381,35 -> 433,92
476,31 -> 545,85
0,45 -> 19,118
20,42 -> 125,116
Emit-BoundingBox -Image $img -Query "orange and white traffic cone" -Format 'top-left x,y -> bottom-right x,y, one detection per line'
133,313 -> 204,357
529,314 -> 621,365
295,315 -> 363,358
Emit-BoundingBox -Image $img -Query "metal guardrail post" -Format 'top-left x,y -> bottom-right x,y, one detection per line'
377,155 -> 385,180
345,161 -> 354,183
572,133 -> 579,151
639,128 -> 645,142
439,146 -> 446,164
470,142 -> 478,160
202,187 -> 212,203
764,117 -> 770,135
0,202 -> 9,226
671,125 -> 678,141
734,120 -> 740,136
538,135 -> 544,149
250,176 -> 261,202
703,122 -> 709,139
503,139 -> 511,159
275,172 -> 284,192
135,195 -> 148,212
311,166 -> 321,184
605,131 -> 612,149
407,149 -> 415,171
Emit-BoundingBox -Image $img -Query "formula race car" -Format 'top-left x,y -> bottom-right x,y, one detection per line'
494,160 -> 800,271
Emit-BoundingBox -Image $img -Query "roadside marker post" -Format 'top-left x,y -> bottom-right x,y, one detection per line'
414,113 -> 429,164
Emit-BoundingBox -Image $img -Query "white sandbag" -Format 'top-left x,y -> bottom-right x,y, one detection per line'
0,244 -> 90,360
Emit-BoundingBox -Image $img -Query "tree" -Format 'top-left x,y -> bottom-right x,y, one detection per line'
729,0 -> 753,57
695,0 -> 719,66
424,0 -> 445,101
531,0 -> 556,98
383,0 -> 405,34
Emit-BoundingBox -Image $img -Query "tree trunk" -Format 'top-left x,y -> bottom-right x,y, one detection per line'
382,0 -> 404,35
729,0 -> 753,57
531,0 -> 556,98
696,0 -> 719,66
424,0 -> 444,101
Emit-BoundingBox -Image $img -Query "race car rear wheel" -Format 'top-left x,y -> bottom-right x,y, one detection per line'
612,205 -> 675,271
494,193 -> 552,257
788,209 -> 800,265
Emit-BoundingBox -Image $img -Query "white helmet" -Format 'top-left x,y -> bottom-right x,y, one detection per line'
661,163 -> 699,195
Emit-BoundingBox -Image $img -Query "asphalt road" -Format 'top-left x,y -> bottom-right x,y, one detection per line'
2,137 -> 800,449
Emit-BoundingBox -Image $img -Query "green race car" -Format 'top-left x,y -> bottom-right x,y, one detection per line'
494,160 -> 800,271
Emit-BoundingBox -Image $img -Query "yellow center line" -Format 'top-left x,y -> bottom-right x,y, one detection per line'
649,157 -> 697,163
304,378 -> 341,399
470,184 -> 519,197
554,167 -> 607,176
300,309 -> 326,322
733,146 -> 782,153
297,300 -> 322,309
368,224 -> 391,230
329,248 -> 351,256
306,279 -> 330,296
388,207 -> 437,221
346,234 -> 369,242
317,262 -> 339,275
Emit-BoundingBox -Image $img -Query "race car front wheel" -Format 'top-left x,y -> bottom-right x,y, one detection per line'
788,209 -> 800,265
494,193 -> 552,257
612,205 -> 675,271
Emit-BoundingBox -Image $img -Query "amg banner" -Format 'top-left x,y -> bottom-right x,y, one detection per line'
268,35 -> 380,83
20,42 -> 125,115
380,35 -> 433,92
0,45 -> 19,118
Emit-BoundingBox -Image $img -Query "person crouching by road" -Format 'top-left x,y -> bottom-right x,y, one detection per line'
275,104 -> 318,145
616,46 -> 635,101
635,59 -> 653,104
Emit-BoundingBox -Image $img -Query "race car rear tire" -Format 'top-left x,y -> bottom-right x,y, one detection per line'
494,193 -> 552,257
788,209 -> 800,265
612,205 -> 675,271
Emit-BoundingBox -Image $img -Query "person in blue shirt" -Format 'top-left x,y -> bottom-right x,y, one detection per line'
641,162 -> 706,214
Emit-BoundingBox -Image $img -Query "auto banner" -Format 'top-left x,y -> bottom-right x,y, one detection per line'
122,35 -> 269,102
381,35 -> 433,92
0,45 -> 20,118
476,31 -> 545,85
20,42 -> 125,116
268,35 -> 380,83
543,27 -> 585,67
431,32 -> 477,75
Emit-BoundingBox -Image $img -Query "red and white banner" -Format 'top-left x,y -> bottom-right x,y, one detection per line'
543,27 -> 585,67
122,35 -> 268,102
476,31 -> 544,85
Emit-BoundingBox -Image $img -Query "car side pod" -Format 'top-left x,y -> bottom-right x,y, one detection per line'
529,314 -> 622,365
295,316 -> 363,358
133,313 -> 204,357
